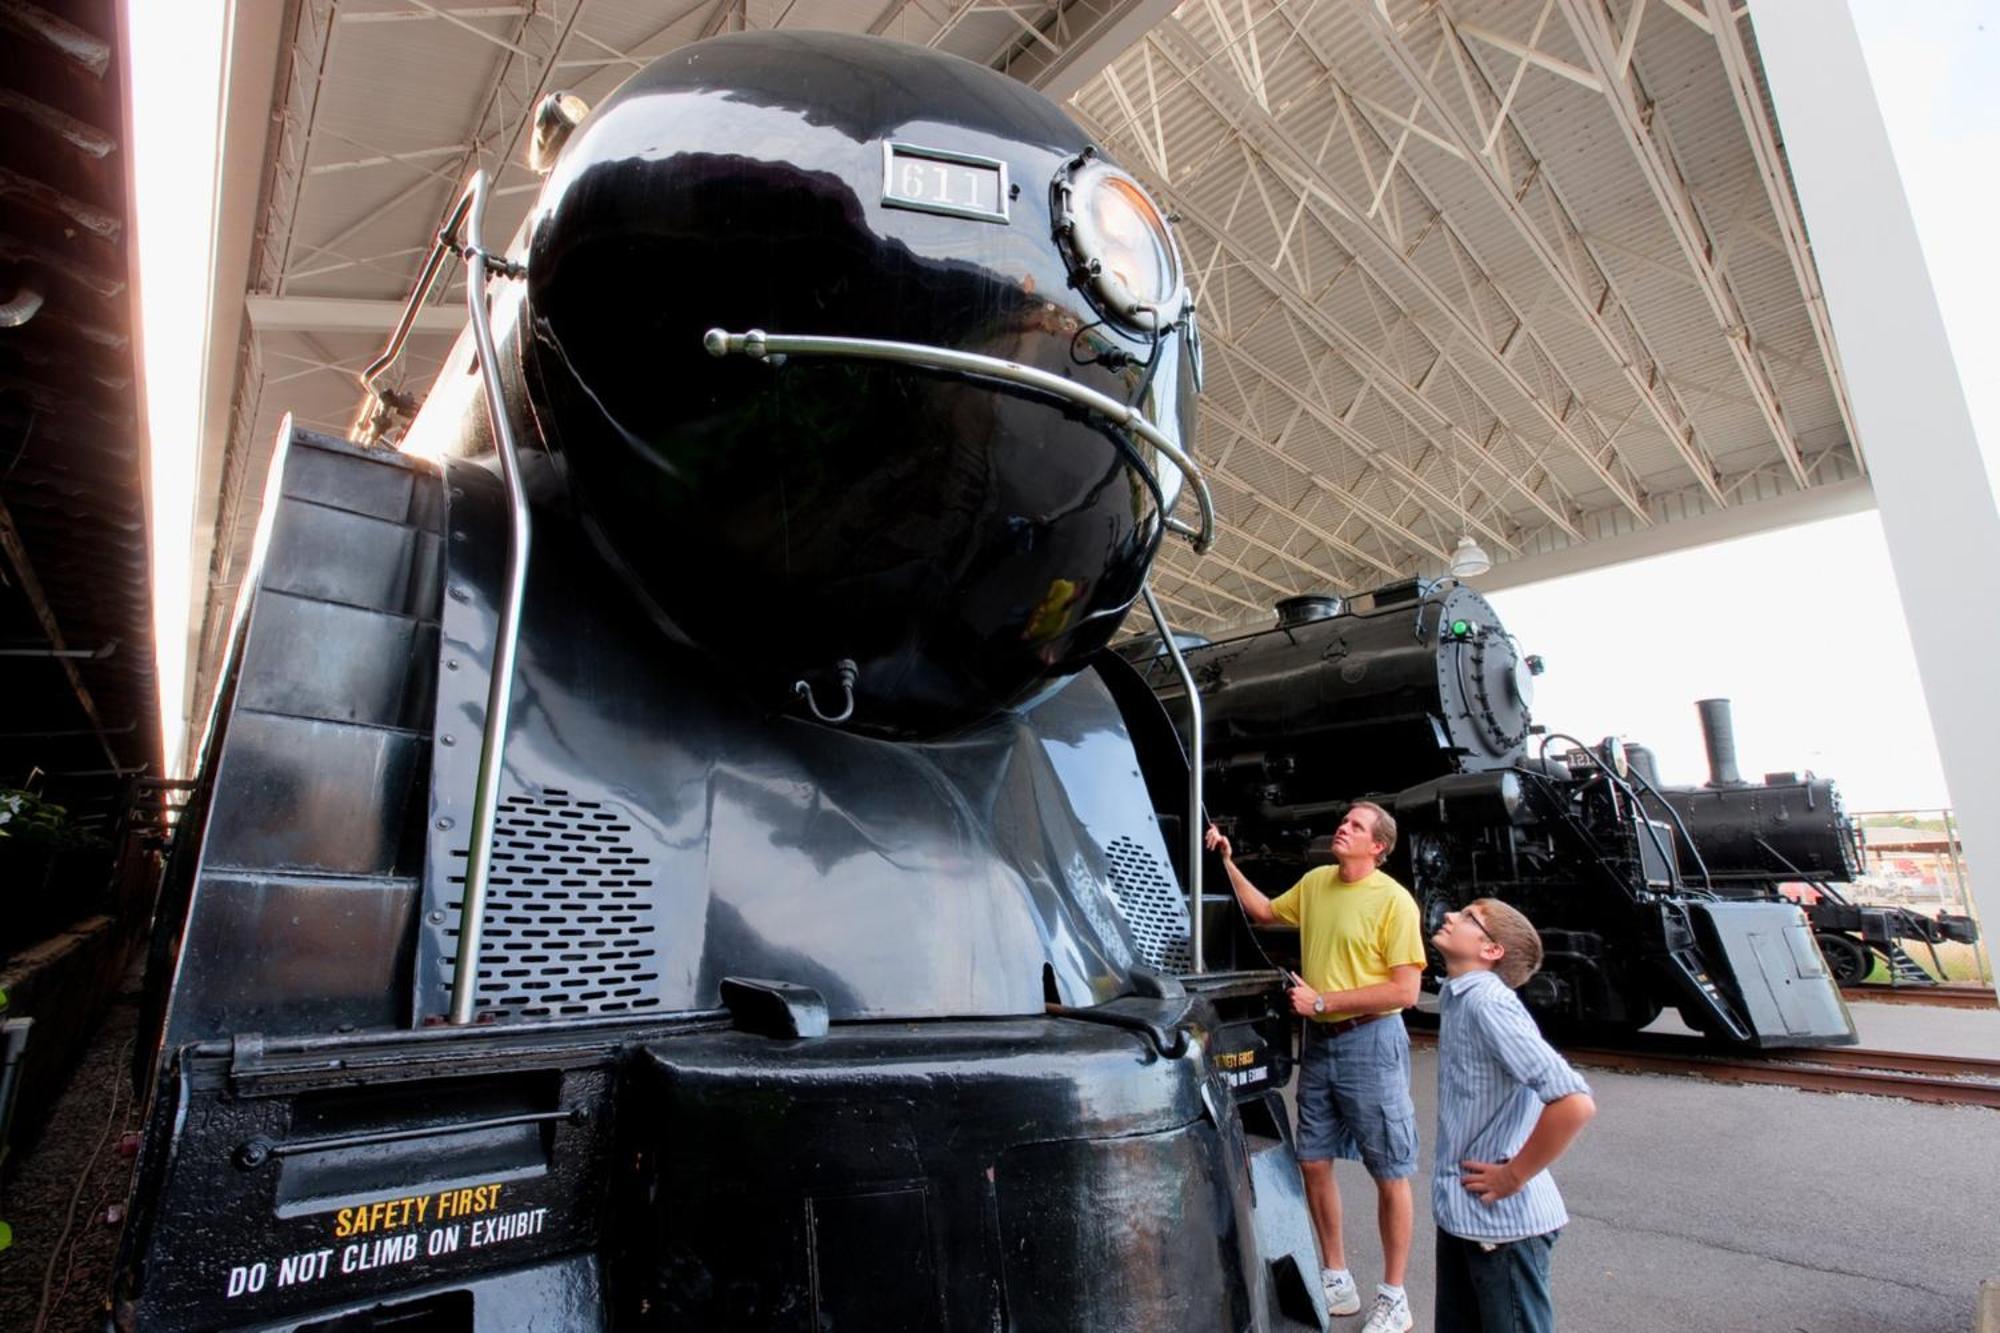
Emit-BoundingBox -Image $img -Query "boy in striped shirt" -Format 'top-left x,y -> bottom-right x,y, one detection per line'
1430,900 -> 1596,1333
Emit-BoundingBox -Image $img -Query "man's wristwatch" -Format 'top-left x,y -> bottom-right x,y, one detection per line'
1311,993 -> 1326,1015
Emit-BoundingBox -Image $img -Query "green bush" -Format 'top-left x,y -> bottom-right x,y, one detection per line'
0,789 -> 102,850
0,791 -> 111,959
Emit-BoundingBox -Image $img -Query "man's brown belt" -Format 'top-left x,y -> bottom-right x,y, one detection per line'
1317,1011 -> 1392,1037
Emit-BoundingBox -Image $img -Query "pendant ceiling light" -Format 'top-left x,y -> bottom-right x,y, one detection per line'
1445,447 -> 1491,578
1448,533 -> 1492,578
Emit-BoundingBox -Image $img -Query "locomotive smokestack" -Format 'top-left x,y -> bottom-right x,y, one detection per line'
1696,698 -> 1744,787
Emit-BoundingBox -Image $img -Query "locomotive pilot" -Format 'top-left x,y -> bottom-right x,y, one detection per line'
1207,803 -> 1424,1333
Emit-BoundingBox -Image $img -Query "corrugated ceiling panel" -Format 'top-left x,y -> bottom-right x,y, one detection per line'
199,0 -> 1869,672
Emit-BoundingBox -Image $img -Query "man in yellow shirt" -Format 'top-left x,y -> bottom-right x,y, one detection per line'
1207,802 -> 1425,1333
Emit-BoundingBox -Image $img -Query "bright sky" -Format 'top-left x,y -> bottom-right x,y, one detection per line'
1485,509 -> 1945,811
130,0 -> 225,776
124,1 -> 1995,797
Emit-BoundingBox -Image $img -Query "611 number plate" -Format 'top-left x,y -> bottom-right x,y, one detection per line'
882,143 -> 1009,224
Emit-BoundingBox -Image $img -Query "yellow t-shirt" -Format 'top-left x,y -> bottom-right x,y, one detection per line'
1269,866 -> 1426,1023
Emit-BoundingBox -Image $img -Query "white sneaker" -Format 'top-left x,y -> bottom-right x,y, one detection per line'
1360,1289 -> 1413,1333
1322,1269 -> 1361,1317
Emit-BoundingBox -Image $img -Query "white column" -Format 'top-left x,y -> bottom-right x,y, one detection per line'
1752,0 -> 2000,988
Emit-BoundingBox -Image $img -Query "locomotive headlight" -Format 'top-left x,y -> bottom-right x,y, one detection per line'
1090,176 -> 1175,311
1056,157 -> 1186,331
1509,654 -> 1536,708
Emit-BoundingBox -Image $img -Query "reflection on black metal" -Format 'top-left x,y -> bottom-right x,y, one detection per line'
1142,581 -> 1204,974
702,327 -> 1216,552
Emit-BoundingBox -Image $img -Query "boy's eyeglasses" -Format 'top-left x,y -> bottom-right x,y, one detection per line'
1456,909 -> 1496,945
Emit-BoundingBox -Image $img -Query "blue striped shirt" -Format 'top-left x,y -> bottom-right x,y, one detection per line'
1433,970 -> 1592,1243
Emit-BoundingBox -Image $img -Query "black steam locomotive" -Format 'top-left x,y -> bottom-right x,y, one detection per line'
116,35 -> 1329,1332
1645,700 -> 1978,985
1128,582 -> 1861,1047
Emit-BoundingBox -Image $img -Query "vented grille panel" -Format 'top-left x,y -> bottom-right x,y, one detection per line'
1104,835 -> 1193,974
442,789 -> 663,1019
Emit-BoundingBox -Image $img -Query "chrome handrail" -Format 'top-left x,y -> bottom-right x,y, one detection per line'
444,171 -> 533,1026
703,328 -> 1216,553
351,189 -> 480,444
1141,583 -> 1204,975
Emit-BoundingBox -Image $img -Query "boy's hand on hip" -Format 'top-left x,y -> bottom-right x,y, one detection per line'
1460,1159 -> 1523,1204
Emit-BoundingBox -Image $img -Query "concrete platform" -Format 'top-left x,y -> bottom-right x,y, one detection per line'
1312,1013 -> 2000,1332
1647,996 -> 2000,1058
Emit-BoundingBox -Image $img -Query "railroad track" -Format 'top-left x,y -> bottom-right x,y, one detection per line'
1840,982 -> 1995,1010
1405,1026 -> 2000,1109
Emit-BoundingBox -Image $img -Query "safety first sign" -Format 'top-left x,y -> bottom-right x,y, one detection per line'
223,1181 -> 549,1300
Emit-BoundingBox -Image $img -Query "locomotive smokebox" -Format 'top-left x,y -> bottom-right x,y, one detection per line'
520,32 -> 1198,737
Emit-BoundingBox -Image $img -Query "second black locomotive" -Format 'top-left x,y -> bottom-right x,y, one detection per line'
1129,580 -> 1859,1046
1646,699 -> 1978,985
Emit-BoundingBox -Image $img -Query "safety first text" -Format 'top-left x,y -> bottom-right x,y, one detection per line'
222,1181 -> 550,1301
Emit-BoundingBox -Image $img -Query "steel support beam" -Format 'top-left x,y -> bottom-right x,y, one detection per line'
1347,0 -> 1725,507
1147,578 -> 1235,627
1700,0 -> 1861,470
1149,17 -> 1647,528
1162,563 -> 1273,617
1752,0 -> 2000,992
1201,330 -> 1458,564
1196,377 -> 1434,576
1070,142 -> 1529,561
1556,0 -> 1809,488
1476,476 -> 1872,593
245,294 -> 463,335
1005,0 -> 1185,99
0,497 -> 123,770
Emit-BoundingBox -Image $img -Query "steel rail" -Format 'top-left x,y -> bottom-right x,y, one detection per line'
1565,1047 -> 2000,1111
1406,1023 -> 2000,1109
1798,1047 -> 2000,1081
1841,983 -> 1996,1011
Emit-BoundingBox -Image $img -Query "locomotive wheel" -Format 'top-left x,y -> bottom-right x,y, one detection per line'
1604,995 -> 1663,1034
1414,883 -> 1457,980
1814,932 -> 1872,984
1552,992 -> 1660,1042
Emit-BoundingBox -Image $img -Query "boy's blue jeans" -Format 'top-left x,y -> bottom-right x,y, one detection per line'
1433,1226 -> 1558,1332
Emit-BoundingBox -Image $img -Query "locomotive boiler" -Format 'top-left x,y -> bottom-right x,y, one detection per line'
116,35 -> 1328,1332
1129,581 -> 1859,1047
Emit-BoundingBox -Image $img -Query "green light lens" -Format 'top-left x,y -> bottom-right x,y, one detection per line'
1451,619 -> 1470,637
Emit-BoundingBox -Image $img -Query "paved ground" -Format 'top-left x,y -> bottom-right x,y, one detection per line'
0,994 -> 142,1333
1315,1001 -> 2000,1332
4,994 -> 1996,1330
